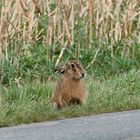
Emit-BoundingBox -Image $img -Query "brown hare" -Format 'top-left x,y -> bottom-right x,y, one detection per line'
52,60 -> 87,109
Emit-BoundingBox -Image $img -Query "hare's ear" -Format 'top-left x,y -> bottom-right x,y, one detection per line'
54,65 -> 65,74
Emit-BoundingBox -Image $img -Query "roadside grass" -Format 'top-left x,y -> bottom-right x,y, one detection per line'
0,69 -> 140,127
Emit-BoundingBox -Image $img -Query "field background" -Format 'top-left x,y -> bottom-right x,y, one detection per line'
0,0 -> 140,127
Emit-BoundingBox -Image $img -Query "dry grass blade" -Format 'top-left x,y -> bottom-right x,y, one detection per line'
55,40 -> 68,67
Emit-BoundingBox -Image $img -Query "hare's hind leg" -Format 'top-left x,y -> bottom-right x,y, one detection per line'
51,96 -> 60,110
52,102 -> 59,110
52,97 -> 66,110
53,101 -> 67,110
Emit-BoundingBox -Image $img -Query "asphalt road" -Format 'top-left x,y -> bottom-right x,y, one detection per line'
0,110 -> 140,140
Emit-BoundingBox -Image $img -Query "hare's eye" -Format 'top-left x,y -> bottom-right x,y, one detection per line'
71,63 -> 75,68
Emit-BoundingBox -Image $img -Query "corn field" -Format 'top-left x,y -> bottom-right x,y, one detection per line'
0,0 -> 140,64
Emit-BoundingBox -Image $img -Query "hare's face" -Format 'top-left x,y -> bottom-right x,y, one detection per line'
66,61 -> 86,80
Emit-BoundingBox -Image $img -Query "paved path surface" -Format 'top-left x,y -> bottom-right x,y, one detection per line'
0,110 -> 140,140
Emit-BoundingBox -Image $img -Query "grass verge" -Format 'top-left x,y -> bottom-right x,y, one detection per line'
0,69 -> 140,127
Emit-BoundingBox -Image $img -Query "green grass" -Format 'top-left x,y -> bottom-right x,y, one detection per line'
0,69 -> 140,127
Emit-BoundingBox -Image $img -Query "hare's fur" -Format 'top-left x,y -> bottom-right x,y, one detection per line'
52,60 -> 87,109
